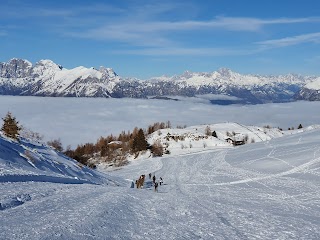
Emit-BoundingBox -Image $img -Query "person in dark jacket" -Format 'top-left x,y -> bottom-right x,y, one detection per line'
152,175 -> 156,184
159,177 -> 163,186
154,182 -> 159,192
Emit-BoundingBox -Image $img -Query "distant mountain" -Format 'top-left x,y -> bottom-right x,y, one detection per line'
0,58 -> 120,97
294,77 -> 320,101
0,58 -> 318,103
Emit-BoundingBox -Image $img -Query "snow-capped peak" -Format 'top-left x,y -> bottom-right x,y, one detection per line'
8,58 -> 32,67
304,77 -> 320,90
36,59 -> 63,70
99,67 -> 118,79
217,67 -> 234,77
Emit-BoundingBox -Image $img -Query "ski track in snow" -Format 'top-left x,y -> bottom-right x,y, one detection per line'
1,130 -> 320,239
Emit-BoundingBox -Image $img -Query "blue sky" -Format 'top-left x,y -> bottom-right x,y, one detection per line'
1,0 -> 320,79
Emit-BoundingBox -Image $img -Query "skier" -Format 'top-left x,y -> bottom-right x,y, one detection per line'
152,175 -> 156,184
154,181 -> 159,192
159,177 -> 163,186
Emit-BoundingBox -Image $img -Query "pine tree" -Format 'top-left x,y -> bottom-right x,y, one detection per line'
212,131 -> 217,138
132,128 -> 148,153
1,112 -> 21,140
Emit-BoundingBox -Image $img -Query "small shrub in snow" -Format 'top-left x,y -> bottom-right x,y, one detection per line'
47,139 -> 64,152
24,150 -> 36,163
20,126 -> 43,142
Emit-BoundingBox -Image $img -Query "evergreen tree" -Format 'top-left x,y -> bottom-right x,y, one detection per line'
1,112 -> 21,140
212,131 -> 217,138
132,128 -> 148,153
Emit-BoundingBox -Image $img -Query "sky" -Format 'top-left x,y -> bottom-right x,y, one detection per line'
1,0 -> 320,79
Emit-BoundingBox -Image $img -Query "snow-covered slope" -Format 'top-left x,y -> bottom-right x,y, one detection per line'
1,125 -> 320,239
0,133 -> 122,185
147,122 -> 284,156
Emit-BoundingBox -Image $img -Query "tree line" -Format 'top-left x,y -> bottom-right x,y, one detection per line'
60,121 -> 171,168
0,112 -> 171,168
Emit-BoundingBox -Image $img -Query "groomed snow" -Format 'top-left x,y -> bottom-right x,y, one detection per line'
1,125 -> 320,239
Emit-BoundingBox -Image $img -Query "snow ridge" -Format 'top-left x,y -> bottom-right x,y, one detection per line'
0,58 -> 319,102
0,133 -> 121,185
0,59 -> 120,97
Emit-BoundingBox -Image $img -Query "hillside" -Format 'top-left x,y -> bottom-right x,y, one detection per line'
146,122 -> 284,156
1,124 -> 320,239
0,133 -> 123,186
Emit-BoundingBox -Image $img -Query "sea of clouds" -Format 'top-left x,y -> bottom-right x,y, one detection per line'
1,95 -> 319,147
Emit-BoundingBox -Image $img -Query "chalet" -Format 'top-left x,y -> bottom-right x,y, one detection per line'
225,137 -> 245,146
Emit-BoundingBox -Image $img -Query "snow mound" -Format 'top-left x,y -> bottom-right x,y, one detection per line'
0,134 -> 123,185
147,122 -> 284,156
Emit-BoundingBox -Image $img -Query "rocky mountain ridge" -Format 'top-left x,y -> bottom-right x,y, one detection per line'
0,58 -> 319,103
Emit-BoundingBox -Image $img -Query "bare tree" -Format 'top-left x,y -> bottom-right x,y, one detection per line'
151,140 -> 164,157
205,126 -> 212,136
47,138 -> 64,152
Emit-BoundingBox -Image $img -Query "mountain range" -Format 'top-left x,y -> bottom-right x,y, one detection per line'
1,58 -> 320,103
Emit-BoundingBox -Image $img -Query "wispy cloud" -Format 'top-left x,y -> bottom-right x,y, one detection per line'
69,16 -> 320,48
257,32 -> 320,48
112,47 -> 260,57
0,3 -> 124,19
76,16 -> 320,35
3,1 -> 320,58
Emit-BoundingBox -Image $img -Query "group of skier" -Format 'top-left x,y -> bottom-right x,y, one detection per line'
151,174 -> 163,192
132,173 -> 163,192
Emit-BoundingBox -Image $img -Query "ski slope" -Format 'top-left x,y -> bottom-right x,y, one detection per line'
1,128 -> 320,239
